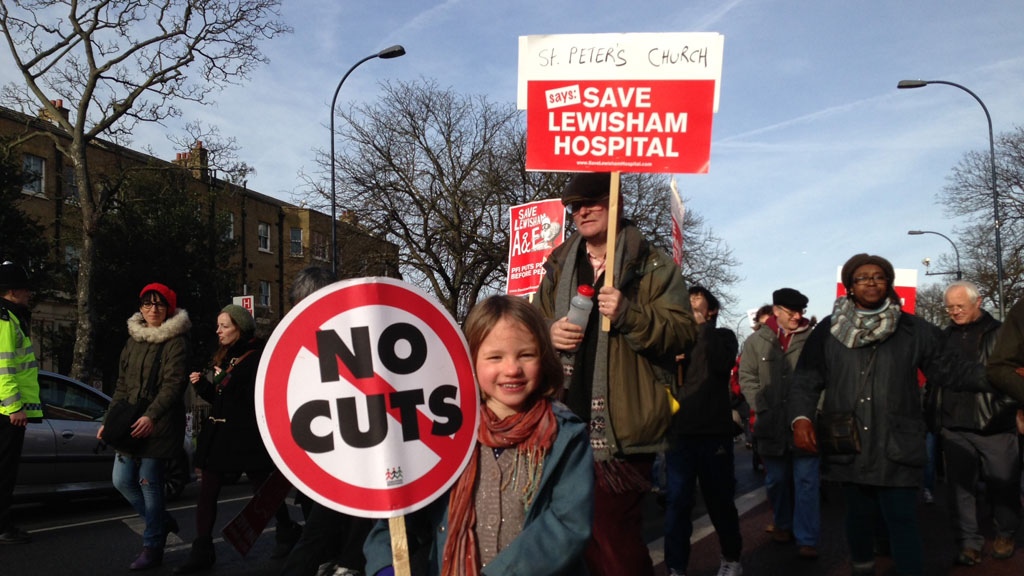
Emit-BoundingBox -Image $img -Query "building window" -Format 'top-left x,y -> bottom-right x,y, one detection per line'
258,280 -> 271,308
311,231 -> 329,262
22,154 -> 45,196
257,221 -> 271,252
62,165 -> 79,204
222,212 -> 234,241
65,245 -> 80,277
290,228 -> 303,257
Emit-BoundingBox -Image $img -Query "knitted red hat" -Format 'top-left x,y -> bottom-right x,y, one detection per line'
139,283 -> 177,317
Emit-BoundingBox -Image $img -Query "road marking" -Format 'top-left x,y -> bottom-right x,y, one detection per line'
648,486 -> 767,565
25,496 -> 254,534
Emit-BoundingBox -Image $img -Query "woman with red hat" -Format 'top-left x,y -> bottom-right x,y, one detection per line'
98,283 -> 191,571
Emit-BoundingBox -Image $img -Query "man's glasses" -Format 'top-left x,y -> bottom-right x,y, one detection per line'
141,302 -> 167,310
945,304 -> 967,313
567,198 -> 608,214
778,306 -> 805,317
853,275 -> 887,286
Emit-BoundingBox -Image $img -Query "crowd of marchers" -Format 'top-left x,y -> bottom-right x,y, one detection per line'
3,171 -> 1024,576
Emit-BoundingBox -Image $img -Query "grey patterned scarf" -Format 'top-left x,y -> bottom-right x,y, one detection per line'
829,296 -> 900,349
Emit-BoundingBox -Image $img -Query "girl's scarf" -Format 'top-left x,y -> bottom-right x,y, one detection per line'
829,296 -> 900,349
441,398 -> 557,576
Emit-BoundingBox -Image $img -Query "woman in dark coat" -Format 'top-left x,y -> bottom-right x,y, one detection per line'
100,283 -> 190,571
790,253 -> 984,576
175,305 -> 300,574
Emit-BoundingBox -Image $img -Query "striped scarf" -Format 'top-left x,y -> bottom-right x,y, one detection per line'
829,296 -> 900,349
441,398 -> 557,576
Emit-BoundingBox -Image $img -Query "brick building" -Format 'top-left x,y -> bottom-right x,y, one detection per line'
2,101 -> 399,373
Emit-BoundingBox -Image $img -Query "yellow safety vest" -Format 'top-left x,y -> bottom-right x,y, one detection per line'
0,307 -> 42,418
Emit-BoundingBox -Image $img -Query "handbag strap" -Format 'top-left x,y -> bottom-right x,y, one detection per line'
136,341 -> 167,403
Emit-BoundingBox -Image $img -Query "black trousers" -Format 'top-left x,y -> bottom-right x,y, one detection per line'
279,501 -> 374,575
0,417 -> 27,532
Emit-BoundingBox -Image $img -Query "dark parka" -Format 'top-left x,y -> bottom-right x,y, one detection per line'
106,310 -> 191,459
192,337 -> 274,472
535,222 -> 696,456
789,312 -> 984,487
670,318 -> 739,439
738,322 -> 811,456
931,310 -> 1017,434
988,298 -> 1024,403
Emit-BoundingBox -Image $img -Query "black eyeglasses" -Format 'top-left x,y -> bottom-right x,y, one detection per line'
853,275 -> 887,286
567,197 -> 608,214
141,302 -> 167,310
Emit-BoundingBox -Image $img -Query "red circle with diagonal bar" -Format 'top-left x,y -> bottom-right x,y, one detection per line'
255,278 -> 478,518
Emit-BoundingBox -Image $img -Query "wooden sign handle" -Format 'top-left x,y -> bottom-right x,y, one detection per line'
389,516 -> 411,576
602,172 -> 621,332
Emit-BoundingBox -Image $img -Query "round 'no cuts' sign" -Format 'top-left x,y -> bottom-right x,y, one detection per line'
255,277 -> 478,518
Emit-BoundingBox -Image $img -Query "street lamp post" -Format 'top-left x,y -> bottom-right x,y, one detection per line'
330,45 -> 406,275
897,79 -> 1003,317
907,230 -> 962,280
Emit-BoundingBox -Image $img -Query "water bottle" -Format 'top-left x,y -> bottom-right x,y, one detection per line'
566,284 -> 595,330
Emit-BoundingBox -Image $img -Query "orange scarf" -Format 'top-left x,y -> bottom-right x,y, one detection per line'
441,398 -> 558,576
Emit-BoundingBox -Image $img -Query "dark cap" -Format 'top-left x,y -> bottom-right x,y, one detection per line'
840,253 -> 895,289
561,172 -> 611,206
0,261 -> 30,292
773,288 -> 808,311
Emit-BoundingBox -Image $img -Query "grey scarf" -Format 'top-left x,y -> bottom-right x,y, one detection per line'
829,296 -> 900,349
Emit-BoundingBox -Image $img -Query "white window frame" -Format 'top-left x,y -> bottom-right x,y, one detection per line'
257,221 -> 271,252
258,280 -> 271,308
222,212 -> 234,241
290,227 -> 303,257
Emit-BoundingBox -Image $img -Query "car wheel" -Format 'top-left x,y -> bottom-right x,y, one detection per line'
165,448 -> 191,501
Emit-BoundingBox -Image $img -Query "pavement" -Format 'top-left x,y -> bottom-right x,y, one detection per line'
647,442 -> 1024,576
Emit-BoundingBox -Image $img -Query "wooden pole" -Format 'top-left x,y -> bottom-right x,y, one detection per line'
389,516 -> 411,576
602,172 -> 621,332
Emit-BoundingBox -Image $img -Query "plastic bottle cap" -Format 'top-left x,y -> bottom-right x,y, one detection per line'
577,285 -> 595,297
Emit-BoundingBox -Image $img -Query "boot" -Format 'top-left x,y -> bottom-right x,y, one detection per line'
271,520 -> 302,558
174,537 -> 215,574
129,546 -> 164,571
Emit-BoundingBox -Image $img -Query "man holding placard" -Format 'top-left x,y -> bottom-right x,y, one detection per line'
536,172 -> 696,576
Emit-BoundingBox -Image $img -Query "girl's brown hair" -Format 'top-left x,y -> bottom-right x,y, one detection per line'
463,295 -> 563,399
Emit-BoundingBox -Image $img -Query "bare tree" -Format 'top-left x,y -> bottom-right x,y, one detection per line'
938,125 -> 1024,314
0,0 -> 289,381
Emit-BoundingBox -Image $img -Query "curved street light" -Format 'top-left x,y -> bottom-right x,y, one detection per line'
907,230 -> 962,280
897,79 -> 1003,317
330,45 -> 406,275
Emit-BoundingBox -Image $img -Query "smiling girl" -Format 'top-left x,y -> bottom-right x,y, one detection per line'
365,295 -> 594,576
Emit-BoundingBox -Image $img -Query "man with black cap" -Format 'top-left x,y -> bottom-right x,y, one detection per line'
535,172 -> 696,576
739,287 -> 820,559
0,261 -> 41,544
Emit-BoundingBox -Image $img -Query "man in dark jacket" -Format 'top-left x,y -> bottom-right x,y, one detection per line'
739,288 -> 819,558
935,280 -> 1019,565
663,286 -> 742,576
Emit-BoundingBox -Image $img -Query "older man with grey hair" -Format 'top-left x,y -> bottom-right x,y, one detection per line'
930,280 -> 1020,566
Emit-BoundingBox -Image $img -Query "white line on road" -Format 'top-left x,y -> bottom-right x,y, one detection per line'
648,486 -> 767,565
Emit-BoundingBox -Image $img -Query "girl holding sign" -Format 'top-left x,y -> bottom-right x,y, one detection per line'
365,295 -> 594,575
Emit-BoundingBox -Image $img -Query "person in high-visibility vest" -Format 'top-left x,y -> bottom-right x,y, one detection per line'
0,261 -> 41,545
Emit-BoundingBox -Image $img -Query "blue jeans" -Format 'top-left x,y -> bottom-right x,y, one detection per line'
663,436 -> 743,572
922,431 -> 937,492
763,453 -> 820,546
112,454 -> 170,549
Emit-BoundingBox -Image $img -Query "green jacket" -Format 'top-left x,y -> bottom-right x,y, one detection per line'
0,299 -> 41,419
106,310 -> 191,459
738,322 -> 811,456
535,222 -> 696,456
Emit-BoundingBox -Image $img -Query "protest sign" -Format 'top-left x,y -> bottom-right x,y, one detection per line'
507,199 -> 566,296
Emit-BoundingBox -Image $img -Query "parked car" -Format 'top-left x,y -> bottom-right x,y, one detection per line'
15,370 -> 192,501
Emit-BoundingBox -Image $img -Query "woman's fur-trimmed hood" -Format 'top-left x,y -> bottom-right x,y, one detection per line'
127,309 -> 192,343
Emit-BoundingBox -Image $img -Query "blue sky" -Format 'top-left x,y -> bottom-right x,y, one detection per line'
7,1 -> 1024,336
